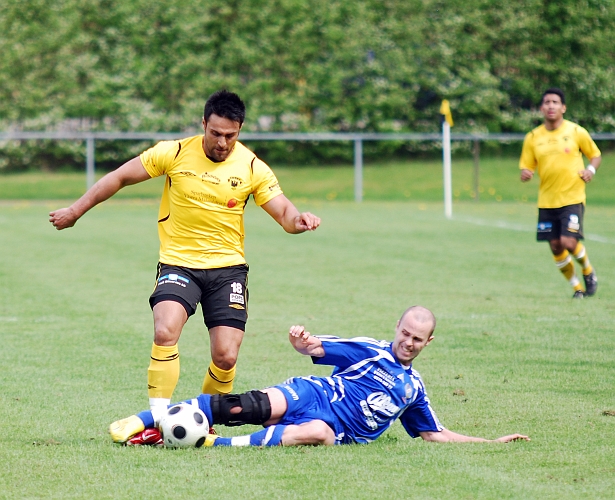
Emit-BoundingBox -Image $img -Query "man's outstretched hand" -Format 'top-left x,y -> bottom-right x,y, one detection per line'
49,207 -> 79,230
294,212 -> 321,232
288,325 -> 324,357
494,434 -> 531,443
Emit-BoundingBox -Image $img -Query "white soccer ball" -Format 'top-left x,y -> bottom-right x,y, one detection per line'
159,403 -> 209,448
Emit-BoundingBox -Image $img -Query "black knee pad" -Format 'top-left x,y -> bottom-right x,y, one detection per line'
210,390 -> 272,427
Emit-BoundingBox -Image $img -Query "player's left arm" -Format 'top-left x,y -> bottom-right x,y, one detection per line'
578,128 -> 602,183
579,155 -> 602,183
261,194 -> 321,234
288,325 -> 325,357
402,391 -> 529,444
419,428 -> 530,443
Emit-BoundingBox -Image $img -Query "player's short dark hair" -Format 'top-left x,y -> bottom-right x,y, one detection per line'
204,90 -> 246,124
541,88 -> 566,105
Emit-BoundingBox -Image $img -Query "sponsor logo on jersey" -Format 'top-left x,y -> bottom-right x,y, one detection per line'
227,198 -> 237,208
537,221 -> 552,233
228,176 -> 244,189
185,191 -> 226,207
282,384 -> 299,401
201,172 -> 221,185
157,274 -> 189,288
230,293 -> 245,305
359,392 -> 402,429
568,214 -> 580,232
229,304 -> 245,310
268,181 -> 280,192
373,368 -> 396,389
179,171 -> 197,177
366,392 -> 400,418
360,400 -> 378,430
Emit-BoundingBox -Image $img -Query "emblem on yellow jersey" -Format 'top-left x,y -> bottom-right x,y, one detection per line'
228,176 -> 244,189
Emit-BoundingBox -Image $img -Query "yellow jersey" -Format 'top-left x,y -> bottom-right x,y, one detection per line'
140,136 -> 282,269
519,120 -> 601,208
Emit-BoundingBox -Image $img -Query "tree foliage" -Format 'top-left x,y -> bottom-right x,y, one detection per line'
1,0 -> 615,169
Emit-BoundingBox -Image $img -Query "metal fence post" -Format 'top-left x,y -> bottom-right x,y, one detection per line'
354,138 -> 363,203
86,135 -> 95,190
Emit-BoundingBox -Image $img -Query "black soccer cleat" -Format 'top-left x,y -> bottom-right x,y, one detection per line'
583,271 -> 598,296
572,290 -> 586,299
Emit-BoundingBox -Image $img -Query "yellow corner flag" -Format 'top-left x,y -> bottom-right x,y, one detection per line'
440,99 -> 454,127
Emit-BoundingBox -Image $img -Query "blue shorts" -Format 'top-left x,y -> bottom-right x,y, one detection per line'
274,377 -> 346,444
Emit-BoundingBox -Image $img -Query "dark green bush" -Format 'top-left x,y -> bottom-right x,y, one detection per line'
1,0 -> 614,171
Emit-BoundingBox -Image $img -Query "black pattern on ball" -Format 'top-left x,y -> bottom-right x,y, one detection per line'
173,426 -> 187,439
169,405 -> 182,415
193,412 -> 204,424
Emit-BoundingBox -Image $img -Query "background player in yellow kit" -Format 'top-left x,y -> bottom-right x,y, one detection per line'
519,88 -> 601,298
49,90 -> 321,412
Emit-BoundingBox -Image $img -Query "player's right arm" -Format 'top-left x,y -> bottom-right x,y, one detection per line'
288,325 -> 324,357
49,157 -> 151,230
519,132 -> 536,182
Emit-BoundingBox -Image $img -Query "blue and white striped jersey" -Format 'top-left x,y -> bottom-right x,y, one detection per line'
309,336 -> 443,444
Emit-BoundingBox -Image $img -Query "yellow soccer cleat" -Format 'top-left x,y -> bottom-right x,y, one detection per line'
203,434 -> 218,447
109,415 -> 145,443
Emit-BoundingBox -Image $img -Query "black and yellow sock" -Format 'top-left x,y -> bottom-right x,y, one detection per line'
572,242 -> 593,276
202,362 -> 236,395
554,250 -> 583,292
147,343 -> 180,408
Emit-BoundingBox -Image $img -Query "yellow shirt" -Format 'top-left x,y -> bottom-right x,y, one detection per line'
519,120 -> 601,208
140,136 -> 282,269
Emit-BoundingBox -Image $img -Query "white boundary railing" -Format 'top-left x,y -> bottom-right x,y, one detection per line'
1,131 -> 614,204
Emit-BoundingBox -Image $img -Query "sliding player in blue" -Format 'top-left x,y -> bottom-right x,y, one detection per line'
110,306 -> 529,447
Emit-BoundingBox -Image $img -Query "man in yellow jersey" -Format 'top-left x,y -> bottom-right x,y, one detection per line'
519,88 -> 601,298
49,90 -> 321,412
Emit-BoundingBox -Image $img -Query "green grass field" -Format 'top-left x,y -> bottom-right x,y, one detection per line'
1,193 -> 614,498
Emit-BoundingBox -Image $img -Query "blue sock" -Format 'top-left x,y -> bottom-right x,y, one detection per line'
136,410 -> 155,428
213,425 -> 286,447
195,394 -> 213,426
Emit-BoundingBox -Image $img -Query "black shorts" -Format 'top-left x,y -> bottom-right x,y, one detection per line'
149,263 -> 249,331
536,203 -> 584,241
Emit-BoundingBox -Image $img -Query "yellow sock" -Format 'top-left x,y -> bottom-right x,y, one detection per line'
572,242 -> 593,276
554,250 -> 583,292
147,343 -> 180,404
202,362 -> 236,395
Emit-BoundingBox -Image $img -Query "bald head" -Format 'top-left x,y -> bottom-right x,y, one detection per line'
392,306 -> 436,365
399,306 -> 436,335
